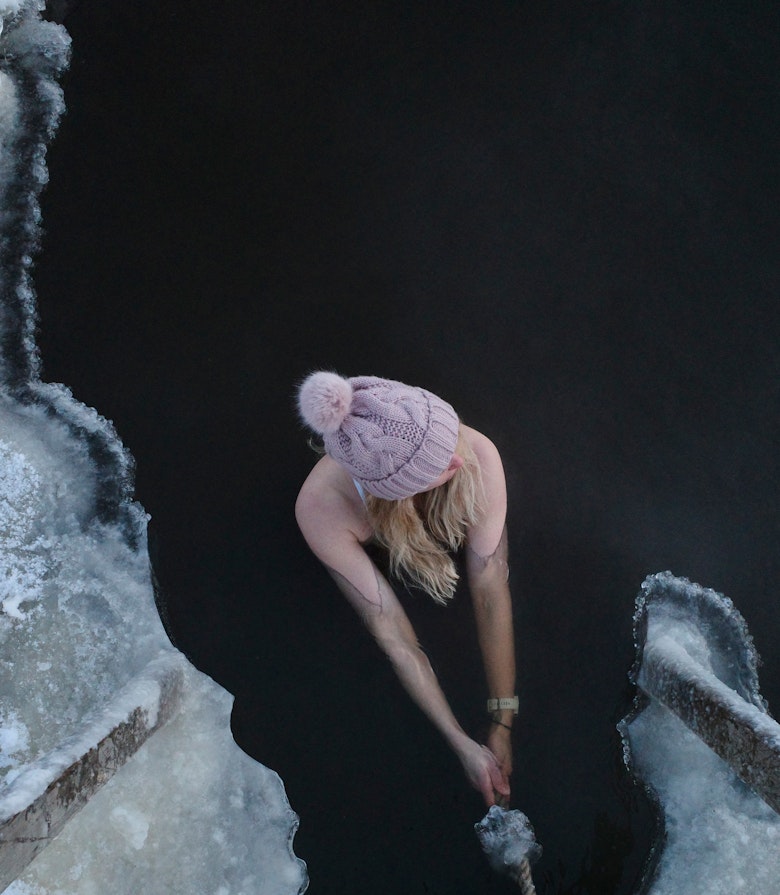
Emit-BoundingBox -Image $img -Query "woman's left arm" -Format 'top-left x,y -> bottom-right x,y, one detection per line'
465,431 -> 516,804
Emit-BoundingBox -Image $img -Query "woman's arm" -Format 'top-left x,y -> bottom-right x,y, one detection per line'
326,560 -> 508,806
467,527 -> 515,802
465,432 -> 516,804
295,478 -> 508,806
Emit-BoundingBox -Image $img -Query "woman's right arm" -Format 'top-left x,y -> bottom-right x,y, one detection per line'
295,483 -> 508,806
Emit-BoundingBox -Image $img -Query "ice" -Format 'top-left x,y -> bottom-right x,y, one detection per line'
0,4 -> 307,892
109,806 -> 150,851
4,660 -> 307,895
621,573 -> 780,894
0,341 -> 307,894
0,2 -> 35,21
0,649 -> 179,819
0,71 -> 19,203
475,805 -> 542,888
0,395 -> 169,774
628,701 -> 780,894
0,711 -> 29,777
0,4 -> 69,389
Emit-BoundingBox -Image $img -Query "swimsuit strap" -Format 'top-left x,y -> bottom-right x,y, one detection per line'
352,478 -> 367,505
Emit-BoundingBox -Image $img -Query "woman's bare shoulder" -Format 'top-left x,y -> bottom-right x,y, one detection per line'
461,425 -> 503,474
462,425 -> 507,555
295,456 -> 370,545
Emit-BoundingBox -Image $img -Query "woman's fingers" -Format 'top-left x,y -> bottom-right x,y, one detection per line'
480,746 -> 510,807
490,762 -> 510,798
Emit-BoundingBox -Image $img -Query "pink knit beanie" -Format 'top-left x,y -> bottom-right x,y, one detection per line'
297,371 -> 460,500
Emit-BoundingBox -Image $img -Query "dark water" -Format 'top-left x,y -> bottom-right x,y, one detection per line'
36,3 -> 780,893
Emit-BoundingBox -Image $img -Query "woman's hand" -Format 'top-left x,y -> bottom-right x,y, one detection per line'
457,738 -> 511,808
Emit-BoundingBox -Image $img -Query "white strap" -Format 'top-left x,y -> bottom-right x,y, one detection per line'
352,478 -> 367,505
487,696 -> 519,714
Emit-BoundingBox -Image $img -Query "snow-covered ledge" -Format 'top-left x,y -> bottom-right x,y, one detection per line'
0,650 -> 184,889
638,633 -> 780,814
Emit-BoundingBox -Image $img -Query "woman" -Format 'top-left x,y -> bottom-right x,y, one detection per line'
295,371 -> 517,807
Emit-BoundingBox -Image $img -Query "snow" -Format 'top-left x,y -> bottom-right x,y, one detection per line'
628,700 -> 780,894
0,396 -> 169,776
621,573 -> 780,894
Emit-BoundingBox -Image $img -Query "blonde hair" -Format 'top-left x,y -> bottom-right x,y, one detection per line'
364,429 -> 484,605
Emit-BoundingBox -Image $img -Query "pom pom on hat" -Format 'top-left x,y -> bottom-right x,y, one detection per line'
298,371 -> 354,434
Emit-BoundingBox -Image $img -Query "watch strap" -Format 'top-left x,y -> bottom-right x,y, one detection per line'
487,696 -> 519,714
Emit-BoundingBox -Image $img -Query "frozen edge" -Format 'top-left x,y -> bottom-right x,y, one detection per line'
630,571 -> 766,708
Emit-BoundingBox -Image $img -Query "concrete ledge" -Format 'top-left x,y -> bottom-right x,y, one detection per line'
0,649 -> 185,889
639,634 -> 780,814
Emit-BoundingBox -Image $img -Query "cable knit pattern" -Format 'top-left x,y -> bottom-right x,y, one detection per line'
297,372 -> 460,499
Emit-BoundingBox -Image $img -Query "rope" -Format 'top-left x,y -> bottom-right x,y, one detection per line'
510,858 -> 537,894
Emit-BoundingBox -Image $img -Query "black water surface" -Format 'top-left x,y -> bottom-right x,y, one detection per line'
36,3 -> 780,893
